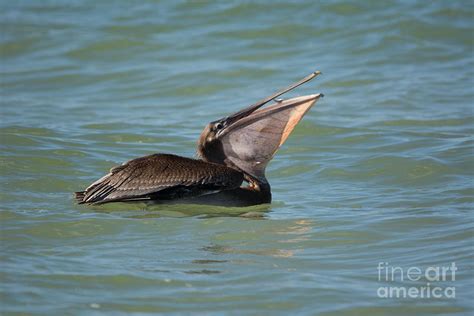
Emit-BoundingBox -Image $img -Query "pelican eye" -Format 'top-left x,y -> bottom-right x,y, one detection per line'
214,122 -> 224,131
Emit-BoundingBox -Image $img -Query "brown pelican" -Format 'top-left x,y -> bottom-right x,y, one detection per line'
75,71 -> 323,207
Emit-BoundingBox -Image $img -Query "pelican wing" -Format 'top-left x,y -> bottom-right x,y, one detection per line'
75,154 -> 243,204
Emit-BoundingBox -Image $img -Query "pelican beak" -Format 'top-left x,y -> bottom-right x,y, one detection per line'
216,93 -> 323,180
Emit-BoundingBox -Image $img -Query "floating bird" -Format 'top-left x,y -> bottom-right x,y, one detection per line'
75,71 -> 323,207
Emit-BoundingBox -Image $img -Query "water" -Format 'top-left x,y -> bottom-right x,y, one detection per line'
1,1 -> 473,315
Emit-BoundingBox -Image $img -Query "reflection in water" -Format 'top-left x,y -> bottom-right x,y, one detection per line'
91,202 -> 272,219
203,244 -> 297,258
201,219 -> 315,259
192,259 -> 228,264
277,219 -> 313,244
184,269 -> 221,275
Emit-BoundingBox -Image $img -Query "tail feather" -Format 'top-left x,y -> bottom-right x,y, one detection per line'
74,191 -> 86,204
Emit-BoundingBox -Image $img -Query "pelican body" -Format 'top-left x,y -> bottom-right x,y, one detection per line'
75,71 -> 323,207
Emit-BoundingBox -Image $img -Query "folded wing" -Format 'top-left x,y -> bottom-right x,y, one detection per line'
75,154 -> 244,204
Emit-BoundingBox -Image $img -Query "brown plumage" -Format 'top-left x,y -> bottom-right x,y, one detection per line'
75,154 -> 243,204
75,71 -> 323,206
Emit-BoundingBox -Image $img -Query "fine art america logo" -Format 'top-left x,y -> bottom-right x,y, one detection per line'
377,262 -> 457,299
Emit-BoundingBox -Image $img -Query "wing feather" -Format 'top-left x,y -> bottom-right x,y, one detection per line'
75,154 -> 243,204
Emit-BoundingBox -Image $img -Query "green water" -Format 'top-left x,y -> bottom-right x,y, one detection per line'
1,1 -> 473,315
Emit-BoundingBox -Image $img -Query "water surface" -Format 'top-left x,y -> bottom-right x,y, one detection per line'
1,1 -> 473,315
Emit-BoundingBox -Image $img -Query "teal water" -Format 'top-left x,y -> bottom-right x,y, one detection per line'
1,1 -> 473,315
